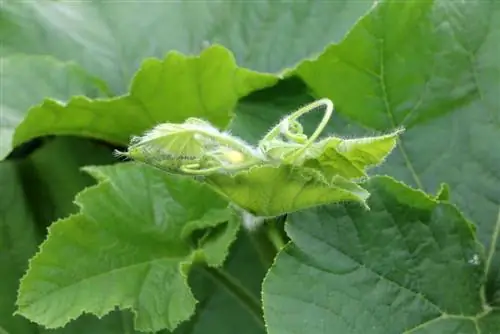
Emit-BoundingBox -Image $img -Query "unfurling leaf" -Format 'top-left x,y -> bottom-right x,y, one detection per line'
122,99 -> 403,217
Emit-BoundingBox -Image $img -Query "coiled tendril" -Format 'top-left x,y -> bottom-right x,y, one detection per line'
259,98 -> 334,163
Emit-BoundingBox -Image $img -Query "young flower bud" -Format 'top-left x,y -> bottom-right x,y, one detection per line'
117,117 -> 263,175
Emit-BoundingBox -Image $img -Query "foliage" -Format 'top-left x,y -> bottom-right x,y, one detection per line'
1,0 -> 499,333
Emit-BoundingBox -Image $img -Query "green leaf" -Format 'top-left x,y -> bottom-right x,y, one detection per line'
406,309 -> 500,334
262,176 -> 493,334
478,310 -> 500,334
44,235 -> 268,334
0,162 -> 39,334
40,312 -> 138,334
284,129 -> 402,180
206,166 -> 370,217
294,0 -> 500,303
13,45 -> 277,153
1,0 -> 374,93
0,55 -> 105,159
16,163 -> 240,332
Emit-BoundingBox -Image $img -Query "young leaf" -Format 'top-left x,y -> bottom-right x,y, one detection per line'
206,166 -> 370,217
327,130 -> 405,170
13,45 -> 277,153
262,176 -> 492,334
16,163 -> 240,332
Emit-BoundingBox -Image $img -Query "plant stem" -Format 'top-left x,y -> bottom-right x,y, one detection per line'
202,267 -> 265,328
266,219 -> 286,251
245,215 -> 288,268
246,226 -> 278,268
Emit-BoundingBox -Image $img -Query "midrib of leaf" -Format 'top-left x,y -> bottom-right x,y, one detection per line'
378,37 -> 424,189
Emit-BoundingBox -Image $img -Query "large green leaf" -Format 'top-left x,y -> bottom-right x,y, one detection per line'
1,0 -> 374,94
295,0 -> 500,303
44,232 -> 268,334
263,176 -> 496,334
0,56 -> 105,159
0,162 -> 39,334
12,45 -> 277,153
16,163 -> 240,332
